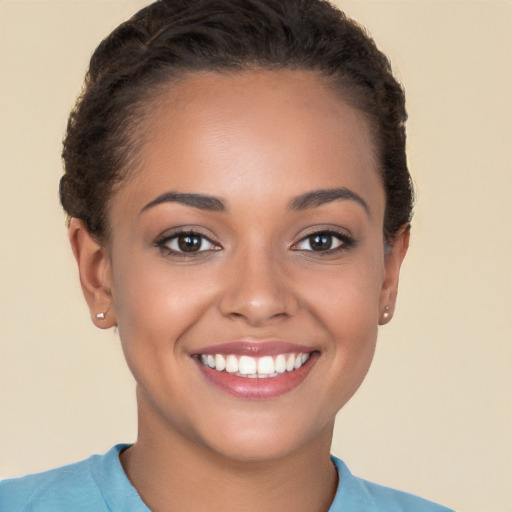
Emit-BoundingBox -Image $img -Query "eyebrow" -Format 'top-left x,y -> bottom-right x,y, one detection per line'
140,187 -> 369,216
140,192 -> 226,214
289,187 -> 370,216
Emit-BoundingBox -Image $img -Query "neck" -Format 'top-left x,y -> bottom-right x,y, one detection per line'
121,392 -> 338,512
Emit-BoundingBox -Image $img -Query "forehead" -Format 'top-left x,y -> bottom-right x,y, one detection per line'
114,69 -> 384,217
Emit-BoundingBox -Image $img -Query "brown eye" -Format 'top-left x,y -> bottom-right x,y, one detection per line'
157,231 -> 220,254
308,233 -> 334,251
177,234 -> 203,252
293,230 -> 354,253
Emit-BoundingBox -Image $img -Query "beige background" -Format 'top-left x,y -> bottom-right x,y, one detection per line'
1,1 -> 511,511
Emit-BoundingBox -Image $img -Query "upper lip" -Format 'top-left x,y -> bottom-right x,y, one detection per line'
192,339 -> 316,357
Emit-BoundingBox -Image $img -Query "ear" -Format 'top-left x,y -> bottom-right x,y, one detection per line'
378,224 -> 410,325
68,218 -> 116,329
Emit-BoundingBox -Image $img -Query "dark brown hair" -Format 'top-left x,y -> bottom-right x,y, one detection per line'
60,0 -> 413,243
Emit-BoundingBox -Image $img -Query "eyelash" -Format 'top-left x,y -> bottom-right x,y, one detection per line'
291,229 -> 356,255
154,229 -> 221,257
154,228 -> 356,258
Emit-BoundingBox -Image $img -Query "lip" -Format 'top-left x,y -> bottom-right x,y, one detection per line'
193,340 -> 315,357
193,345 -> 319,400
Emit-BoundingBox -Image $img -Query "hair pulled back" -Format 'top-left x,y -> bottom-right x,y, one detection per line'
60,0 -> 413,243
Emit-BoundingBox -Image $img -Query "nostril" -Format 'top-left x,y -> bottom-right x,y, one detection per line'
225,309 -> 292,327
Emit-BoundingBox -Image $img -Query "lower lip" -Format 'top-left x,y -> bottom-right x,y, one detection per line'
195,354 -> 318,400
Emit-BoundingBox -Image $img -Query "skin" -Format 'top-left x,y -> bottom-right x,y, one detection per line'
69,69 -> 409,512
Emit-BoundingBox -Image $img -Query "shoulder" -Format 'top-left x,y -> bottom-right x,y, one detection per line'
330,456 -> 455,512
0,445 -> 131,512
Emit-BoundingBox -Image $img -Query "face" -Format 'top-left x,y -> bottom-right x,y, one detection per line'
76,70 -> 407,462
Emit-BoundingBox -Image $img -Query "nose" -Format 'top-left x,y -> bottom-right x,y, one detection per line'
218,246 -> 299,327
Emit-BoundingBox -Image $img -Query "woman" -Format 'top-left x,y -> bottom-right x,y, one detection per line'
0,0 -> 454,510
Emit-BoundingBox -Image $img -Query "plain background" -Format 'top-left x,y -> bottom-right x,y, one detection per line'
0,1 -> 511,511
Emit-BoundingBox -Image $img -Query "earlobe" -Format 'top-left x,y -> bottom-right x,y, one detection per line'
379,224 -> 410,325
68,218 -> 116,329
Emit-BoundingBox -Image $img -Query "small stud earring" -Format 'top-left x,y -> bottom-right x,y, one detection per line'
95,302 -> 111,321
382,306 -> 390,321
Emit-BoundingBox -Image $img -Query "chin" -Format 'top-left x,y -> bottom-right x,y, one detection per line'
192,407 -> 335,464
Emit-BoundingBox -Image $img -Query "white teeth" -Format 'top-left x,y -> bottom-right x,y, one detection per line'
225,355 -> 238,373
239,355 -> 257,375
257,356 -> 275,375
199,352 -> 311,377
215,354 -> 226,372
275,354 -> 286,373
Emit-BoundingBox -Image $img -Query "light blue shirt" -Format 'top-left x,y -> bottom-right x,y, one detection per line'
0,444 -> 454,511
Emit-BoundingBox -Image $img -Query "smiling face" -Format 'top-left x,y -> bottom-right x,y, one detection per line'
72,69 -> 408,462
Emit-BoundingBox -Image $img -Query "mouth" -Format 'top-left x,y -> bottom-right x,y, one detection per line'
197,352 -> 311,378
192,342 -> 318,399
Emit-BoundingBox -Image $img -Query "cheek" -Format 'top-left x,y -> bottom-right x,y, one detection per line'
297,251 -> 383,380
110,260 -> 211,413
113,245 -> 213,318
300,252 -> 384,329
110,255 -> 204,352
